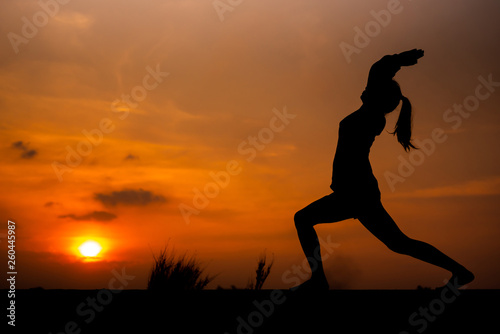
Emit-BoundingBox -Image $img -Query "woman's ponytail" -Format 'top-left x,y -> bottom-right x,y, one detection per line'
392,96 -> 417,151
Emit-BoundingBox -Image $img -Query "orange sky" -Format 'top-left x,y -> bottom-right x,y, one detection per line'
1,0 -> 499,290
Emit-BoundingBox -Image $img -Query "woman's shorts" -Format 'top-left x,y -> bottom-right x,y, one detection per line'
296,190 -> 382,224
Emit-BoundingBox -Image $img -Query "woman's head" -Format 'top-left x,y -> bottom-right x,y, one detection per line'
361,80 -> 417,151
360,80 -> 402,114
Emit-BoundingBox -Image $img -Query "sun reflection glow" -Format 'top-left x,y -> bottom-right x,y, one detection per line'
78,240 -> 102,257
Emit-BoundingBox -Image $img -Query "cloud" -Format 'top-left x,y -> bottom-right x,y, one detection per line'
14,250 -> 137,289
58,211 -> 117,222
11,141 -> 26,150
393,177 -> 500,199
11,141 -> 38,159
124,154 -> 139,161
94,189 -> 167,207
21,149 -> 37,159
53,11 -> 94,30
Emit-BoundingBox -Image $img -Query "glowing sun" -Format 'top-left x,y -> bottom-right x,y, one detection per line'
78,240 -> 102,257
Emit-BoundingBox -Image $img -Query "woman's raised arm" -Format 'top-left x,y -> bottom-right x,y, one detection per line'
366,49 -> 424,87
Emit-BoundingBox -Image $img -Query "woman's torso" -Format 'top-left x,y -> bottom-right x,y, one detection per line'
330,108 -> 385,196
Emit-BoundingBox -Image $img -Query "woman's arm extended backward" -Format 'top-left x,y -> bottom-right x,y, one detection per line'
366,49 -> 424,87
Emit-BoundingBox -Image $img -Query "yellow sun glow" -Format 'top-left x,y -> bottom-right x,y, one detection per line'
78,241 -> 102,257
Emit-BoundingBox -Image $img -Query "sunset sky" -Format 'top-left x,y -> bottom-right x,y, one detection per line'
1,0 -> 499,290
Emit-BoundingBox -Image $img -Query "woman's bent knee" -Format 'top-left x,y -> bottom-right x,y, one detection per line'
294,210 -> 310,230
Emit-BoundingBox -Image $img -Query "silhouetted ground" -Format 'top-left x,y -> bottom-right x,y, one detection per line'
4,288 -> 498,333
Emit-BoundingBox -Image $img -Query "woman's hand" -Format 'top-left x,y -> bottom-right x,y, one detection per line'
397,49 -> 424,66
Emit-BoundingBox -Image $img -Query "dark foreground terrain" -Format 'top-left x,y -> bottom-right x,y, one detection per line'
4,288 -> 499,333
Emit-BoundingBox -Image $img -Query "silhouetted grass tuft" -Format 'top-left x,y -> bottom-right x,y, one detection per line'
247,250 -> 274,290
147,246 -> 214,291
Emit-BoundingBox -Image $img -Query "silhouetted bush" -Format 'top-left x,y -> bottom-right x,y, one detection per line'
147,246 -> 213,291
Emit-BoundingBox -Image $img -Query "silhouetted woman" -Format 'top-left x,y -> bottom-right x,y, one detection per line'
294,49 -> 474,290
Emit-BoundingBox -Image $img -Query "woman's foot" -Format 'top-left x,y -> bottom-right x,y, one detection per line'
439,268 -> 474,290
291,276 -> 329,292
449,268 -> 475,289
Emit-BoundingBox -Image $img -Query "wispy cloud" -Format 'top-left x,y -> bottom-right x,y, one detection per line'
94,188 -> 167,207
124,154 -> 139,161
52,10 -> 94,30
58,211 -> 117,222
393,177 -> 500,199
